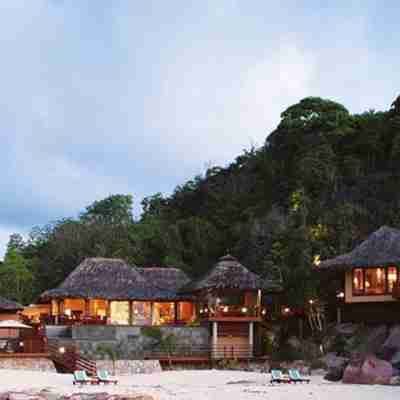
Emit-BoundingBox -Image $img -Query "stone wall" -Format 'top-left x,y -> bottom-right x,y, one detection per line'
0,357 -> 56,372
70,325 -> 210,360
96,360 -> 162,375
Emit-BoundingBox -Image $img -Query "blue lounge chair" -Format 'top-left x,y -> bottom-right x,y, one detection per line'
288,369 -> 310,383
270,369 -> 291,384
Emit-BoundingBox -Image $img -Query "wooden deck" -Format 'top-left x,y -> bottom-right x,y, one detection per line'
0,353 -> 50,358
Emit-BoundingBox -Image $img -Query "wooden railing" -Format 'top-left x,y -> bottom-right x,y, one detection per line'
48,342 -> 97,376
143,344 -> 257,361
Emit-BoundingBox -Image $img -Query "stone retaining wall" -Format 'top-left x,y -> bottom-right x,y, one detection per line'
0,357 -> 56,372
71,325 -> 210,360
95,360 -> 162,375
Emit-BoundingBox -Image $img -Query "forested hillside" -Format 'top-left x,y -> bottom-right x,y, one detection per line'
2,95 -> 400,307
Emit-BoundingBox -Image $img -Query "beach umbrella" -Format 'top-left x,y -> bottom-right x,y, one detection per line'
0,320 -> 32,329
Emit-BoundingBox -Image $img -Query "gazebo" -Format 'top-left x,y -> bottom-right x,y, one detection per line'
40,258 -> 194,326
182,254 -> 280,358
318,226 -> 400,323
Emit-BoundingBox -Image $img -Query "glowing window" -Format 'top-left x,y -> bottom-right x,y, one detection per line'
388,267 -> 398,293
365,268 -> 386,295
352,268 -> 364,294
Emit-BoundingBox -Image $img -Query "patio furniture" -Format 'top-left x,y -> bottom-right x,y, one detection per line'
270,369 -> 291,384
97,370 -> 118,384
73,370 -> 98,385
288,369 -> 310,383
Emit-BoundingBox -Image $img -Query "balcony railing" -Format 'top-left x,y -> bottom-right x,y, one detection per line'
199,305 -> 263,319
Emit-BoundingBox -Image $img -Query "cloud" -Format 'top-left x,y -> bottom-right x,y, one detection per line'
0,1 -> 399,260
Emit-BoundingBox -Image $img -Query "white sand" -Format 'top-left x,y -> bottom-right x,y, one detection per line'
0,369 -> 399,400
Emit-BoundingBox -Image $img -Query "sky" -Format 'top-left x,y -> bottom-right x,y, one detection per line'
0,0 -> 399,259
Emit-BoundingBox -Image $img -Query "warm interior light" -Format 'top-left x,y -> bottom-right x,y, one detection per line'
261,309 -> 266,315
283,307 -> 290,314
19,342 -> 24,347
223,306 -> 229,313
65,309 -> 71,317
313,255 -> 321,266
365,281 -> 370,288
309,299 -> 314,305
353,277 -> 359,286
337,292 -> 345,299
59,347 -> 65,354
377,268 -> 383,282
133,309 -> 139,315
241,307 -> 248,313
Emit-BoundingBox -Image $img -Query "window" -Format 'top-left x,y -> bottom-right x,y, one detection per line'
352,267 -> 398,296
388,267 -> 398,293
352,268 -> 364,294
365,268 -> 385,295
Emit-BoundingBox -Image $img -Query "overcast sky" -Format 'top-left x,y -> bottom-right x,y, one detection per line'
0,0 -> 399,259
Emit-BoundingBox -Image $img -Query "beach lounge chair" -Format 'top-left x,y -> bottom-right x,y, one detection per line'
270,369 -> 291,384
288,369 -> 310,383
97,370 -> 118,384
73,370 -> 98,385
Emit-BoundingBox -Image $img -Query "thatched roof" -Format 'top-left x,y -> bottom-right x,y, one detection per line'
137,267 -> 191,293
182,255 -> 280,292
319,226 -> 400,271
0,296 -> 23,311
40,258 -> 183,302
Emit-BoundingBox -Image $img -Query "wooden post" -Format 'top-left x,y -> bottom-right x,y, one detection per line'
299,318 -> 304,340
174,302 -> 178,325
106,301 -> 111,323
129,301 -> 134,325
84,299 -> 90,318
249,322 -> 254,358
257,289 -> 262,316
337,307 -> 342,324
212,321 -> 218,359
150,302 -> 154,325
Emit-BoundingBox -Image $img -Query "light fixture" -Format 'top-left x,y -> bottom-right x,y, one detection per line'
19,342 -> 24,347
241,307 -> 248,313
59,347 -> 65,354
309,299 -> 314,305
134,309 -> 139,315
65,309 -> 71,317
313,255 -> 321,267
365,281 -> 370,288
223,306 -> 229,313
283,307 -> 290,314
336,292 -> 345,299
261,309 -> 266,315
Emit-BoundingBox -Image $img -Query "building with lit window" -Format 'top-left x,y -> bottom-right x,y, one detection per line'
318,226 -> 400,323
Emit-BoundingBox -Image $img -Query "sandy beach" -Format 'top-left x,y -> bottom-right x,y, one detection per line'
0,369 -> 399,400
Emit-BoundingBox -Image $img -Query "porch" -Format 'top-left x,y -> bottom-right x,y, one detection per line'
40,299 -> 196,327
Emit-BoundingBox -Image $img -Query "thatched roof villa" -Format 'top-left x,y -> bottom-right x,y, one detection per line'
34,254 -> 280,358
318,226 -> 400,323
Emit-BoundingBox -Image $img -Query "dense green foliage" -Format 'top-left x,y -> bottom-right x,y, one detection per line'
3,95 -> 400,308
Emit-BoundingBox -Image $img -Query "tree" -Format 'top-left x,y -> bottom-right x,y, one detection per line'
0,247 -> 33,304
80,194 -> 134,225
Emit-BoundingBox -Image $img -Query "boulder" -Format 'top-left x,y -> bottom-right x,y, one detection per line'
383,325 -> 400,350
360,355 -> 393,385
343,355 -> 393,385
389,375 -> 400,386
335,323 -> 360,337
324,367 -> 344,382
323,353 -> 349,370
365,325 -> 388,355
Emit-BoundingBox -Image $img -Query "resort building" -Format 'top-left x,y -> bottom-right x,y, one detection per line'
39,258 -> 194,326
32,255 -> 279,358
318,226 -> 400,323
